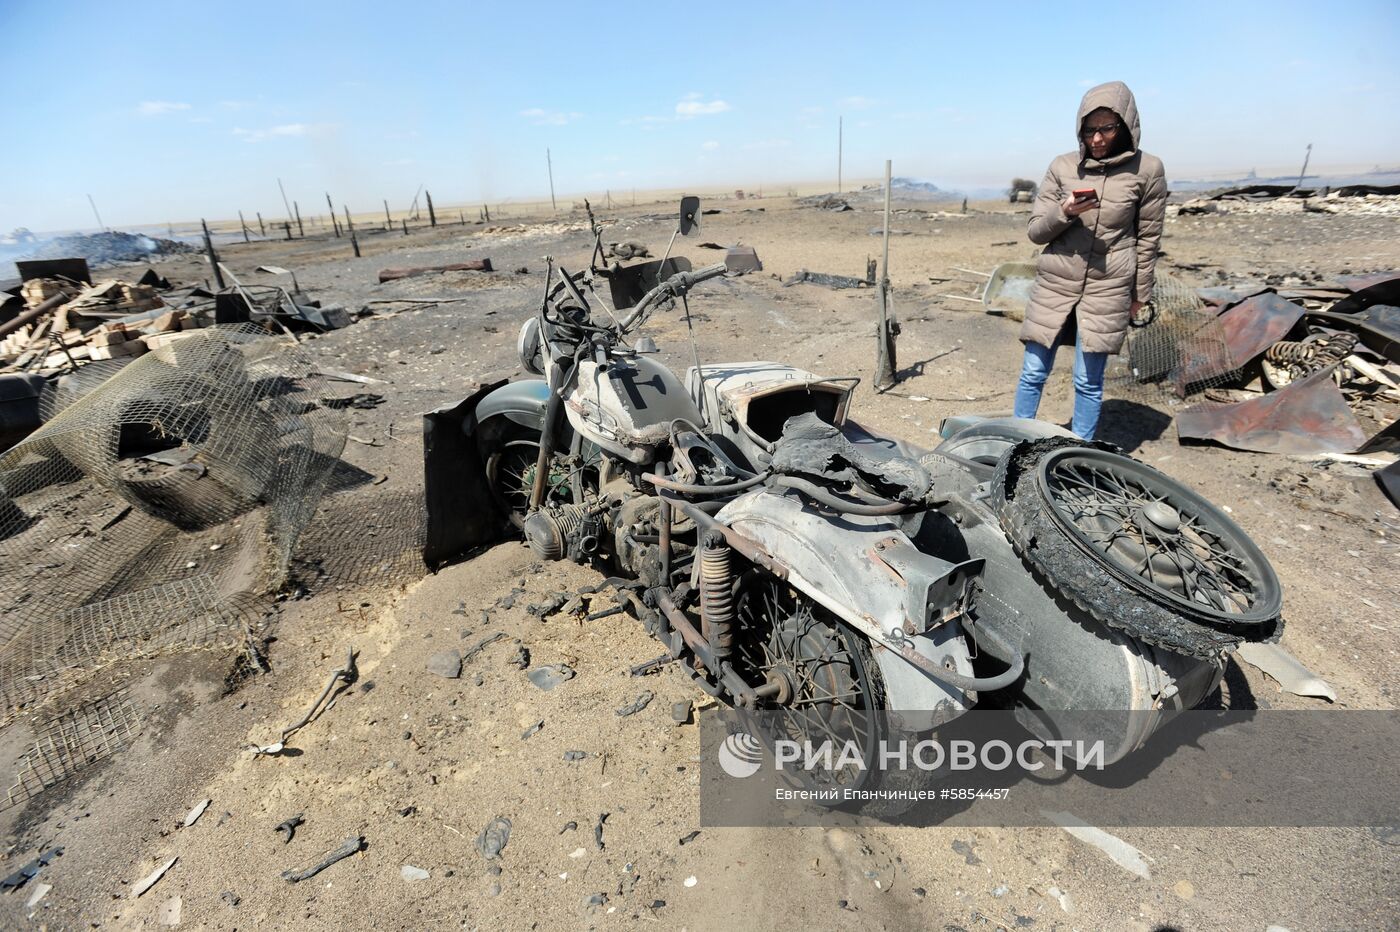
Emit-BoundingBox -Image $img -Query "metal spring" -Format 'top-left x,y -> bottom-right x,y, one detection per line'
699,532 -> 735,661
1265,332 -> 1357,368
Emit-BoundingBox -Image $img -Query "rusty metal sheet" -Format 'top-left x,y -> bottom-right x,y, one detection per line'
1172,291 -> 1304,393
1176,367 -> 1366,454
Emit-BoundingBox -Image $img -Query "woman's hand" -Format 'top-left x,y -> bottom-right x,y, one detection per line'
1129,300 -> 1143,321
1062,193 -> 1096,218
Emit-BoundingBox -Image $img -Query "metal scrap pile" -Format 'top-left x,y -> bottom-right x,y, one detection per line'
1176,184 -> 1400,217
1122,273 -> 1400,457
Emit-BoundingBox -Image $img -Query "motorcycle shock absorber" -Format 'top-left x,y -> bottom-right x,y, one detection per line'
699,530 -> 735,662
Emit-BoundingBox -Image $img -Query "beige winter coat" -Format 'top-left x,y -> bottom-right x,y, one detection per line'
1020,81 -> 1168,354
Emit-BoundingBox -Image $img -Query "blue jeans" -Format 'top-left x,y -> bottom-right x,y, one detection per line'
1013,337 -> 1109,440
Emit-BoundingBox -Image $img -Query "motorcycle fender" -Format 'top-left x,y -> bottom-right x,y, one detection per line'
717,491 -> 981,729
473,379 -> 550,432
422,378 -> 509,570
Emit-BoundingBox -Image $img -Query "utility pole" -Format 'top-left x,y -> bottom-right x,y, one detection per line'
875,159 -> 899,391
1295,143 -> 1313,190
837,117 -> 843,194
326,193 -> 341,238
87,194 -> 106,232
547,148 -> 557,214
277,178 -> 293,220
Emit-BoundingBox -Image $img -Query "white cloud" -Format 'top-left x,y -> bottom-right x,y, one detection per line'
676,97 -> 730,118
138,101 -> 191,116
232,123 -> 334,143
836,95 -> 877,111
702,140 -> 720,151
743,139 -> 791,150
520,108 -> 582,126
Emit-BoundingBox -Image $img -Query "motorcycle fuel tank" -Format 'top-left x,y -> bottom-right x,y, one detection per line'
565,356 -> 703,465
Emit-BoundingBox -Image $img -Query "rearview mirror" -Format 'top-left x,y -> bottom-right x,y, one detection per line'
679,196 -> 700,236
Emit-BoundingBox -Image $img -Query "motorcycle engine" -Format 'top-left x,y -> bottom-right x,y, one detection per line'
523,501 -> 605,562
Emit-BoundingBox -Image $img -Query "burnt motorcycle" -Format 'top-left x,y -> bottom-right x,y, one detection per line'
423,198 -> 1283,790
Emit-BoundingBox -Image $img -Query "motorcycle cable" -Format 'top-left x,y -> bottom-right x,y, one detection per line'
679,292 -> 709,425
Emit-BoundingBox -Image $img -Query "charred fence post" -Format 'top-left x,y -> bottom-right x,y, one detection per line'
401,219 -> 409,236
294,202 -> 304,237
257,212 -> 266,237
284,221 -> 293,241
201,219 -> 226,290
326,193 -> 341,238
239,211 -> 250,243
426,190 -> 437,227
875,159 -> 900,391
351,230 -> 361,257
383,199 -> 392,230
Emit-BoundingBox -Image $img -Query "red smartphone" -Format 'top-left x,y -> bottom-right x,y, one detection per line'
1072,188 -> 1098,203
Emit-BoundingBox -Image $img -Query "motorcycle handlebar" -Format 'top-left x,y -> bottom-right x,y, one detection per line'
618,262 -> 728,332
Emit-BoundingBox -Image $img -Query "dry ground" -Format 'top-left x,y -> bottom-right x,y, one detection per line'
2,195 -> 1398,931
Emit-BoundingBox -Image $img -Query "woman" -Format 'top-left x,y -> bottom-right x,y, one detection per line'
1014,80 -> 1168,440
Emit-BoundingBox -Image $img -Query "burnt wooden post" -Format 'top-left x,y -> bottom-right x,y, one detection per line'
326,193 -> 341,237
238,211 -> 250,243
875,159 -> 899,391
284,221 -> 293,241
426,190 -> 437,227
256,211 -> 266,236
201,219 -> 226,290
294,202 -> 304,237
384,199 -> 392,229
402,219 -> 409,236
351,230 -> 361,257
343,205 -> 355,234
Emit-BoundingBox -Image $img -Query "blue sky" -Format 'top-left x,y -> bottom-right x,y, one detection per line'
2,0 -> 1397,231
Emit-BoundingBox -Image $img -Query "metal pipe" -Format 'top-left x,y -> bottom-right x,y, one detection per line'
642,470 -> 770,496
667,498 -> 788,579
528,388 -> 563,510
770,475 -> 915,515
895,635 -> 1025,692
655,590 -> 756,705
0,293 -> 66,340
657,462 -> 672,587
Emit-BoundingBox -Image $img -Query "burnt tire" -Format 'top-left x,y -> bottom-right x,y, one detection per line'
992,438 -> 1283,659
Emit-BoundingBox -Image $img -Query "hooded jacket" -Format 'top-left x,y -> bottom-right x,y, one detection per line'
1020,81 -> 1168,354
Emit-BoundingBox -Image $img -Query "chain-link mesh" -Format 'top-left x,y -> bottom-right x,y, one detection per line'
1105,273 -> 1238,406
4,689 -> 141,810
0,325 -> 348,727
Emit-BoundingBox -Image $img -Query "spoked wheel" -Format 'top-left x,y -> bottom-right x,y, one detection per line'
733,574 -> 885,795
1038,447 -> 1280,626
482,427 -> 573,530
995,438 -> 1283,658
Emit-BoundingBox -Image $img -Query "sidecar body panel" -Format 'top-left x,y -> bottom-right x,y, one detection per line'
686,362 -> 856,466
717,489 -> 981,729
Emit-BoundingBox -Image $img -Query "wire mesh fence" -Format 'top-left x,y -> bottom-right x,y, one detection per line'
1105,272 -> 1239,407
0,325 -> 348,728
